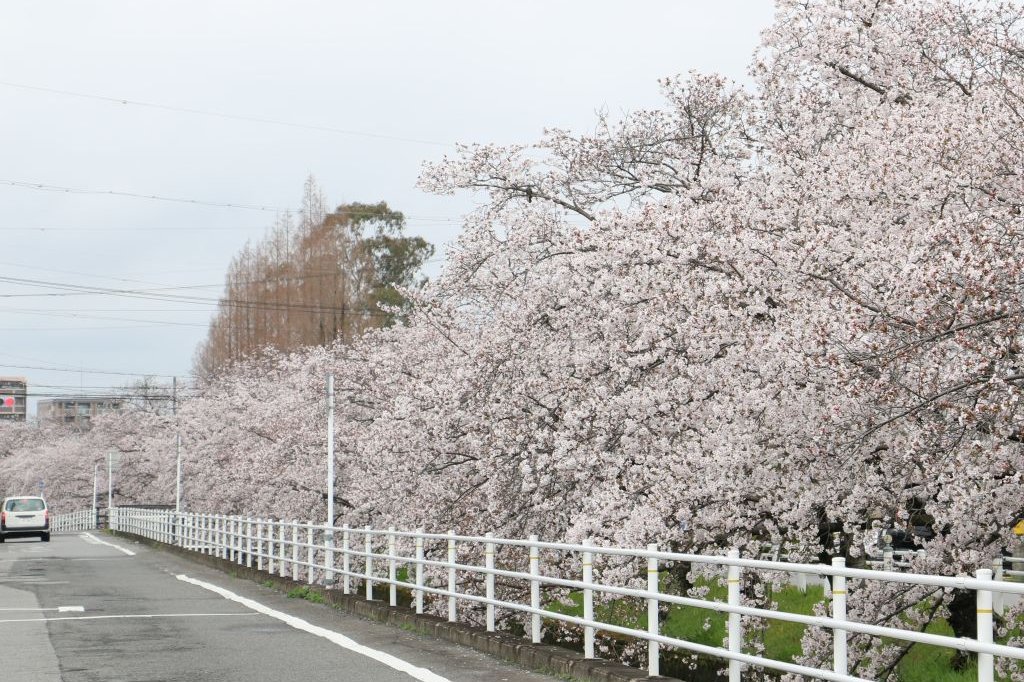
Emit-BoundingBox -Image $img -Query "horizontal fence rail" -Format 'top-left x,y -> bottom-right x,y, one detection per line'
104,507 -> 1024,682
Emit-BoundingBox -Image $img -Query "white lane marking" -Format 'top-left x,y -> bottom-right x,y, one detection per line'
0,606 -> 84,613
80,533 -> 136,556
0,579 -> 69,585
177,575 -> 452,682
0,612 -> 258,624
58,606 -> 84,612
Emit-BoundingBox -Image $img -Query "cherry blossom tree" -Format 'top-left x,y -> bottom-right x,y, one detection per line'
6,1 -> 1024,677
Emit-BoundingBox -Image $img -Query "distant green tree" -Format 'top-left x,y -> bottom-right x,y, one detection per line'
194,180 -> 434,377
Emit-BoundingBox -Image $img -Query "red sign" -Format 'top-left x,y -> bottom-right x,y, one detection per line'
1,396 -> 14,408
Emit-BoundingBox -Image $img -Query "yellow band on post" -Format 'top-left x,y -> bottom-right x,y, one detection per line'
978,608 -> 993,614
832,590 -> 847,595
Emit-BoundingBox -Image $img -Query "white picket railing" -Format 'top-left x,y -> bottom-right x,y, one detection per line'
107,506 -> 1024,682
51,509 -> 98,533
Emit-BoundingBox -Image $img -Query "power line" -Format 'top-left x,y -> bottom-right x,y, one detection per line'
0,261 -> 448,299
28,393 -> 174,401
0,309 -> 210,328
0,180 -> 463,221
0,275 -> 397,317
0,325 -> 189,331
0,220 -> 460,231
0,180 -> 290,212
0,79 -> 452,147
30,383 -> 183,390
0,363 -> 187,378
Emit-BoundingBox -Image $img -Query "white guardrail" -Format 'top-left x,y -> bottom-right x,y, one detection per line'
51,509 -> 98,533
101,507 -> 1022,682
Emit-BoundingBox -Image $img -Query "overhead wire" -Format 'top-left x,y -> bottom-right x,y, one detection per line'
0,79 -> 453,148
0,275 -> 397,317
0,180 -> 289,212
0,180 -> 463,223
0,363 -> 186,378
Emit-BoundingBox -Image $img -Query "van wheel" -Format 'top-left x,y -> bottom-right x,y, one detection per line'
41,533 -> 50,542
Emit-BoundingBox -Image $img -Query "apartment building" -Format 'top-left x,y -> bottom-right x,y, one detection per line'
0,376 -> 28,422
37,397 -> 123,428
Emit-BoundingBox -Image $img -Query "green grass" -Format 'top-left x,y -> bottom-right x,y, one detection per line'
549,576 -> 996,680
550,577 -> 824,663
886,618 -> 978,682
287,585 -> 325,603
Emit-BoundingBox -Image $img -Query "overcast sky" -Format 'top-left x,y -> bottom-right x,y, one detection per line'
0,1 -> 775,412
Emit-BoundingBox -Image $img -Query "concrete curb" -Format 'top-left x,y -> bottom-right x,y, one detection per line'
110,530 -> 682,682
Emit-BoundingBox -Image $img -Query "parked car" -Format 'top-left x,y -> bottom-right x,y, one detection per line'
0,496 -> 50,542
863,523 -> 932,561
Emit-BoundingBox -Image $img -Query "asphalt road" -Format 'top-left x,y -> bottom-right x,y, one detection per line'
0,533 -> 555,682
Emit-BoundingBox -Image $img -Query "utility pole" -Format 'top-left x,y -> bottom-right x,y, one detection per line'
174,377 -> 182,513
325,373 -> 335,583
107,452 -> 113,510
92,463 -> 98,525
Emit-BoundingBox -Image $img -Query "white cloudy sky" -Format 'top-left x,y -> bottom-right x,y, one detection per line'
0,1 -> 775,411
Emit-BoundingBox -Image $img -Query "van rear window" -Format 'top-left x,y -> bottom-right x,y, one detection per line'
5,499 -> 45,512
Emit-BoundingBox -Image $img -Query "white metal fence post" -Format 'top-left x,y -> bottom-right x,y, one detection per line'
485,532 -> 495,632
832,557 -> 848,675
236,517 -> 244,564
291,521 -> 300,581
246,517 -> 253,568
279,521 -> 287,578
268,520 -> 276,575
342,524 -> 351,595
727,548 -> 742,682
307,523 -> 315,585
257,519 -> 265,572
217,515 -> 224,558
415,530 -> 425,614
583,538 -> 594,659
648,543 -> 659,677
388,527 -> 397,607
977,568 -> 994,682
530,534 -> 541,643
448,530 -> 457,622
365,527 -> 374,600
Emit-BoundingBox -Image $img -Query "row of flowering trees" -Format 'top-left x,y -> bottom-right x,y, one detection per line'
2,0 -> 1023,677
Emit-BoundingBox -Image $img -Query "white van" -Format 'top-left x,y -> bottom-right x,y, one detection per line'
0,496 -> 50,542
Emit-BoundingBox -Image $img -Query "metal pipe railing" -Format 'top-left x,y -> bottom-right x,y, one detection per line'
105,507 -> 1024,682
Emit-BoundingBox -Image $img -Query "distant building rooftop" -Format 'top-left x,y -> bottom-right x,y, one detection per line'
37,397 -> 122,428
